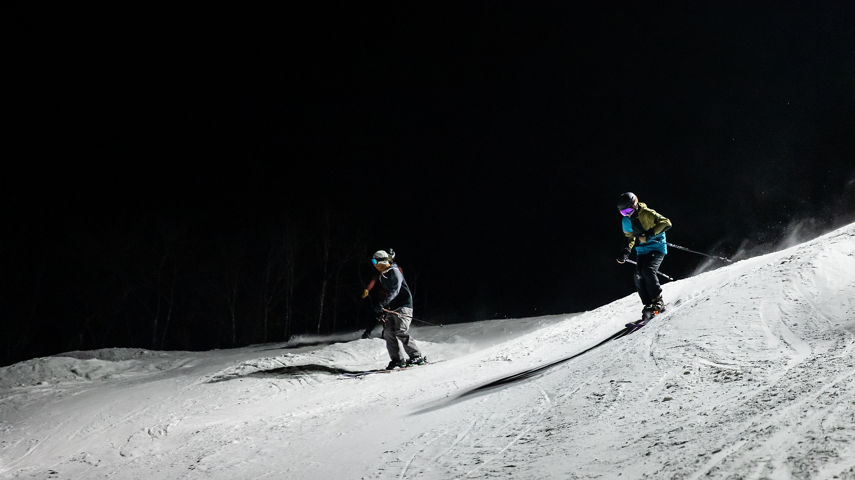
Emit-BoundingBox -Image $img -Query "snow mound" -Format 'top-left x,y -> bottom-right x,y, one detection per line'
0,349 -> 185,388
57,348 -> 170,362
205,315 -> 561,382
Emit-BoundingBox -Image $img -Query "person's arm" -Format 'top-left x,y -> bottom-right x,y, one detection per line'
618,218 -> 634,263
646,208 -> 672,236
624,230 -> 636,250
622,217 -> 636,250
361,277 -> 376,299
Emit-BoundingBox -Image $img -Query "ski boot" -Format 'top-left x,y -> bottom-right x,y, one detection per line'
385,359 -> 407,370
406,355 -> 428,367
627,304 -> 657,328
650,295 -> 665,314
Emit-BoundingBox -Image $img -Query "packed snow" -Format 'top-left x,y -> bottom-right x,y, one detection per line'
2,223 -> 855,479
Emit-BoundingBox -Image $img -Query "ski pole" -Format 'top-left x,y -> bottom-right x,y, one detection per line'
666,242 -> 732,263
381,307 -> 444,327
624,259 -> 675,282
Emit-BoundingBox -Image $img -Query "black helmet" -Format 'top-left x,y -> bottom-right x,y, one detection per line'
617,192 -> 637,210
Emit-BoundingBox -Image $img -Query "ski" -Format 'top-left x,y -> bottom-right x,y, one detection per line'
341,369 -> 394,377
624,309 -> 663,331
341,360 -> 436,378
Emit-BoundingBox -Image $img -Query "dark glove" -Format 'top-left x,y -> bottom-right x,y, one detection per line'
616,248 -> 631,264
638,229 -> 655,243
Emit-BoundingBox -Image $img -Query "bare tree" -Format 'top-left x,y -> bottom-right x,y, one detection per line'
214,234 -> 246,348
159,261 -> 177,349
330,231 -> 367,332
261,225 -> 295,343
150,252 -> 168,348
227,277 -> 239,346
317,211 -> 331,335
283,234 -> 295,340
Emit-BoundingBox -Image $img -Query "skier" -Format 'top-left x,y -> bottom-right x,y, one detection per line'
615,192 -> 672,319
359,248 -> 400,338
368,250 -> 427,370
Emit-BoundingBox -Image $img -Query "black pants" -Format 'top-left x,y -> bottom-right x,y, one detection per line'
633,251 -> 665,306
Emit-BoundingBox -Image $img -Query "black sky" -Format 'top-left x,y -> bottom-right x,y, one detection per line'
4,2 -> 855,361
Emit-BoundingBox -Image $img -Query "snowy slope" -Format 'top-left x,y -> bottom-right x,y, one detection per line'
2,223 -> 855,479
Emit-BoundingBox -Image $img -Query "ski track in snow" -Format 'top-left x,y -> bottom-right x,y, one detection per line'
2,224 -> 855,479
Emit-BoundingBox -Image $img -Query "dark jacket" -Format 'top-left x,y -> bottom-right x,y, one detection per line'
374,263 -> 413,313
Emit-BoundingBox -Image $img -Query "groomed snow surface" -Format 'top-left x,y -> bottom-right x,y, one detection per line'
2,223 -> 855,479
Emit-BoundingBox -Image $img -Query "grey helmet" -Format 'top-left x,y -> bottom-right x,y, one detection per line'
372,249 -> 395,265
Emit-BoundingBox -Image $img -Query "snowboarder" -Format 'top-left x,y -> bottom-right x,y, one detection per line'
615,192 -> 672,319
368,250 -> 427,370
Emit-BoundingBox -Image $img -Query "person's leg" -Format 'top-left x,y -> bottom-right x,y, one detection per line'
382,314 -> 405,363
362,320 -> 377,339
639,252 -> 665,308
634,260 -> 652,306
393,307 -> 422,359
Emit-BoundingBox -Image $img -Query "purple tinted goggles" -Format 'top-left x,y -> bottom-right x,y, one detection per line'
619,206 -> 635,216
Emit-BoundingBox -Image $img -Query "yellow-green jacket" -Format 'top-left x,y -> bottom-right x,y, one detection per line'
621,202 -> 672,255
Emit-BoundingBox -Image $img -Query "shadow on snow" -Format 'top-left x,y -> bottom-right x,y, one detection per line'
411,324 -> 637,415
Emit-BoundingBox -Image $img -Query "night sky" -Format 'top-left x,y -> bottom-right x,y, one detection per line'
4,3 -> 855,365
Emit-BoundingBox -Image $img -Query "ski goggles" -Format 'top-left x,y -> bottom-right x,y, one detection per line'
371,258 -> 388,265
619,206 -> 635,216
